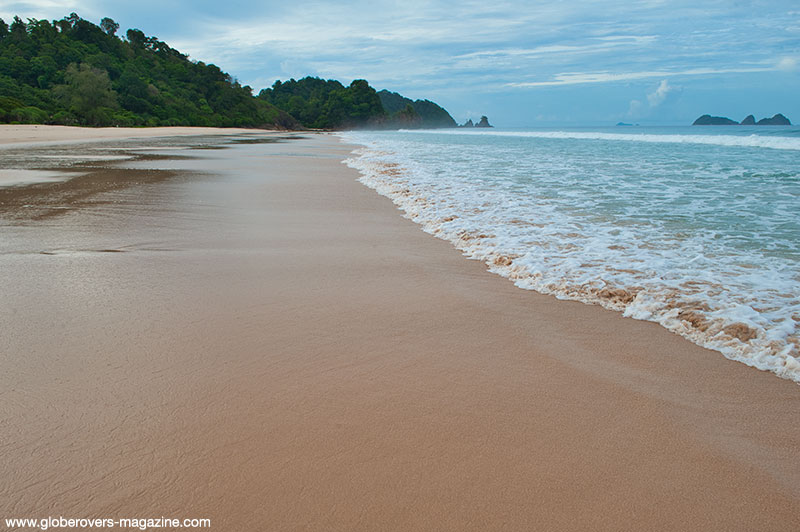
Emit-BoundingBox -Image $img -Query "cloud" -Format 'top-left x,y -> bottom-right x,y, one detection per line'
505,66 -> 775,88
3,0 -> 798,124
0,1 -> 89,20
454,35 -> 657,61
627,99 -> 644,118
776,56 -> 799,71
162,0 -> 799,94
647,79 -> 674,107
627,79 -> 679,119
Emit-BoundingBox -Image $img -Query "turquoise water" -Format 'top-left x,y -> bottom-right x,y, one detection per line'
340,127 -> 800,382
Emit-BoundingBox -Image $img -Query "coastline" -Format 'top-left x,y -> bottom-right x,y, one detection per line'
340,128 -> 800,384
1,128 -> 798,530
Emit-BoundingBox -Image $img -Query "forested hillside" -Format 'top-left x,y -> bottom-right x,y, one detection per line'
378,90 -> 457,128
257,78 -> 458,129
0,13 -> 458,130
0,14 -> 297,128
257,77 -> 385,129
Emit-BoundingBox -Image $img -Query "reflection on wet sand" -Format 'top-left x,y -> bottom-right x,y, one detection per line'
0,134 -> 284,220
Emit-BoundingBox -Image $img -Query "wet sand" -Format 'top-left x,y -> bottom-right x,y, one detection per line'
1,128 -> 798,531
0,125 -> 275,146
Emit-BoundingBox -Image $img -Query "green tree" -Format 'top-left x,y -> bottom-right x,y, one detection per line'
392,103 -> 422,126
9,16 -> 27,40
54,62 -> 118,125
100,17 -> 119,36
126,28 -> 146,47
258,76 -> 385,129
0,12 -> 304,128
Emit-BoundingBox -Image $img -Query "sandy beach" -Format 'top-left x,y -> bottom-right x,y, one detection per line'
1,126 -> 798,531
0,125 -> 276,146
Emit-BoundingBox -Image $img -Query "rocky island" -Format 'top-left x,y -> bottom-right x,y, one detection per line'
755,114 -> 791,125
693,113 -> 791,126
460,115 -> 493,128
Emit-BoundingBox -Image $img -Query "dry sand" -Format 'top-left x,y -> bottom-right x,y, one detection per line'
1,126 -> 798,531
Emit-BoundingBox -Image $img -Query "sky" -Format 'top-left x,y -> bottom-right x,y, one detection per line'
2,1 -> 799,126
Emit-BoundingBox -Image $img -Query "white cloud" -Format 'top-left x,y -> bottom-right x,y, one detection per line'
454,35 -> 657,61
0,3 -> 120,30
626,79 -> 678,120
5,0 -> 796,123
627,99 -> 644,118
647,79 -> 674,107
505,66 -> 775,88
776,56 -> 799,71
1,1 -> 89,21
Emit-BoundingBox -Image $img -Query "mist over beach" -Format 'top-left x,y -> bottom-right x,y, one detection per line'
1,1 -> 799,531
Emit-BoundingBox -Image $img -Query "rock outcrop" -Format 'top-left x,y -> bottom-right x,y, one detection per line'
475,115 -> 493,128
460,116 -> 493,128
756,113 -> 791,125
692,114 -> 738,125
693,113 -> 792,126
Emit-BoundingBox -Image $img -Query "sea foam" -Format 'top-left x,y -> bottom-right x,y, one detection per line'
402,128 -> 800,151
340,128 -> 800,383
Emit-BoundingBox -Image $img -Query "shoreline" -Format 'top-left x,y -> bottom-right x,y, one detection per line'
339,129 -> 800,384
1,129 -> 798,530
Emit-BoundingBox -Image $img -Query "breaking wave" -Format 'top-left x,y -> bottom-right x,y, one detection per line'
340,129 -> 800,383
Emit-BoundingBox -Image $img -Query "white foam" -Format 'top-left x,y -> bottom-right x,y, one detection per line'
402,128 -> 800,151
339,130 -> 800,383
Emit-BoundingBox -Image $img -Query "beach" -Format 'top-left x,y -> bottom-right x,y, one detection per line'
1,126 -> 798,531
0,125 -> 270,146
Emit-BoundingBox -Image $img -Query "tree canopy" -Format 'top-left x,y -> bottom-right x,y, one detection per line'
0,13 -> 297,128
258,77 -> 386,129
0,13 -> 458,130
377,90 -> 457,128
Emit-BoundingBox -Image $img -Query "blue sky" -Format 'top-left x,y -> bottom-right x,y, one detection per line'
2,1 -> 799,126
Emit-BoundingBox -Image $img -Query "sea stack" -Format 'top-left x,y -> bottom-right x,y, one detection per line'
740,114 -> 756,125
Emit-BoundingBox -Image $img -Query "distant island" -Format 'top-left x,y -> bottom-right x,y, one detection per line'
0,13 -> 458,130
692,113 -> 792,126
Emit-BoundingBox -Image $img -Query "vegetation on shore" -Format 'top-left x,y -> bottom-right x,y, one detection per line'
0,13 -> 459,130
256,79 -> 458,129
376,90 -> 457,128
257,77 -> 384,129
0,14 -> 298,128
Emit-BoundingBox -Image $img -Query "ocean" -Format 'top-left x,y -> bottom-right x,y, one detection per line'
339,127 -> 800,383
